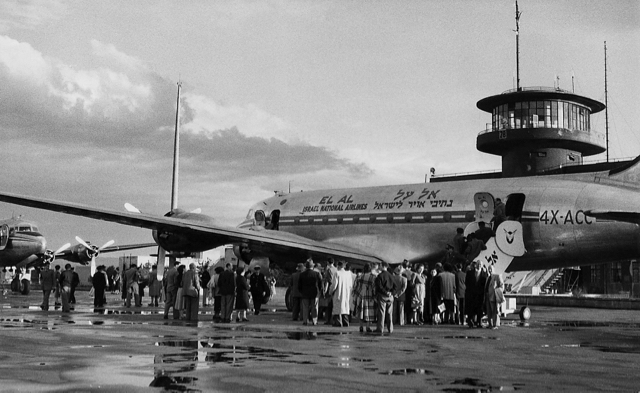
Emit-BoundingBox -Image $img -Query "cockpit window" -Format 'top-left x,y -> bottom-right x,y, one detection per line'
246,209 -> 255,220
17,226 -> 32,232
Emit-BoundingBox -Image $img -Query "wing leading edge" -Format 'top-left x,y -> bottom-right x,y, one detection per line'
0,192 -> 385,265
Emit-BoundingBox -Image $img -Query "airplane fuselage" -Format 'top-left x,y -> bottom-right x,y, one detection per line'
240,174 -> 640,271
0,218 -> 47,268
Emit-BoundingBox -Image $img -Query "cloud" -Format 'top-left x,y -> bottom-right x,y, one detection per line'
0,35 -> 374,213
0,0 -> 66,32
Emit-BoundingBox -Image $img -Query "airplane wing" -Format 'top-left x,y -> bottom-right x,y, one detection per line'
584,210 -> 640,225
0,192 -> 385,266
54,243 -> 158,261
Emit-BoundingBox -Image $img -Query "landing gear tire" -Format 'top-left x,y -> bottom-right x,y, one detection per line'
20,279 -> 30,295
285,286 -> 292,312
519,306 -> 531,321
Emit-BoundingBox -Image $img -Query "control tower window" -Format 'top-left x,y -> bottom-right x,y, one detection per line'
493,100 -> 591,132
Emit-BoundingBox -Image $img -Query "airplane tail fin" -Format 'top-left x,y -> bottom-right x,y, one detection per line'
597,155 -> 640,188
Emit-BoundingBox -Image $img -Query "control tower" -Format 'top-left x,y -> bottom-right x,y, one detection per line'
476,88 -> 606,177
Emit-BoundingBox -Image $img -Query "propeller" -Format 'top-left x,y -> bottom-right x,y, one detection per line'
43,243 -> 71,263
75,236 -> 115,277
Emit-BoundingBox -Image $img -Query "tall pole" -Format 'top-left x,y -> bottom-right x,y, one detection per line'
604,41 -> 609,163
515,1 -> 522,91
171,82 -> 181,211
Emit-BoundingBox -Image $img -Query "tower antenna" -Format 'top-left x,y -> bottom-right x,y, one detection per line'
171,81 -> 182,210
604,41 -> 609,163
515,1 -> 522,91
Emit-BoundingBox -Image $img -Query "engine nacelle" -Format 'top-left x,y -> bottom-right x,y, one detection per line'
233,244 -> 253,264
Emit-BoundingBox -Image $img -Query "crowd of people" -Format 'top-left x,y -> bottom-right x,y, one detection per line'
27,213 -> 506,330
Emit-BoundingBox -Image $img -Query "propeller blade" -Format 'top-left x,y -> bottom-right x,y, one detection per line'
99,240 -> 115,251
125,203 -> 141,213
54,243 -> 71,255
90,257 -> 97,277
75,236 -> 91,249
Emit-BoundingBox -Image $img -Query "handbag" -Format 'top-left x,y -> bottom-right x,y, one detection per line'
437,303 -> 446,313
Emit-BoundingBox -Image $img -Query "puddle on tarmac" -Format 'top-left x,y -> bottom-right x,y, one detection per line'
441,377 -> 524,392
555,342 -> 640,354
542,321 -> 640,329
380,368 -> 432,376
443,336 -> 500,340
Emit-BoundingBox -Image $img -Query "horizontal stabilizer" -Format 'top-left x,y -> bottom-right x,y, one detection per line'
584,210 -> 640,225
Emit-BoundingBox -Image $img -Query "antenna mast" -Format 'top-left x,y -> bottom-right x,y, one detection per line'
515,1 -> 522,91
171,81 -> 182,210
604,41 -> 609,163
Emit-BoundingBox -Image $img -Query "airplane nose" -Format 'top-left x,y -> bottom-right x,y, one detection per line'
38,236 -> 47,254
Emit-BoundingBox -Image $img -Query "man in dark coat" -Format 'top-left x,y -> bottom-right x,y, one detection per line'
92,265 -> 108,308
249,266 -> 269,315
69,267 -> 80,304
39,262 -> 56,311
298,259 -> 322,325
465,260 -> 488,327
217,263 -> 236,323
374,262 -> 397,335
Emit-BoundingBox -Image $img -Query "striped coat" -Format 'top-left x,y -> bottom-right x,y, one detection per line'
354,272 -> 377,322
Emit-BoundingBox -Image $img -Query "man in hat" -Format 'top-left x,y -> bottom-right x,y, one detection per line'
249,265 -> 269,315
290,262 -> 305,321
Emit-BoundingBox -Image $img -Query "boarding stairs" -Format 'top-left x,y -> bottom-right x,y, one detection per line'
536,269 -> 564,293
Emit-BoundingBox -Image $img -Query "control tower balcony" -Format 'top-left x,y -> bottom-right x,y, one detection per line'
477,126 -> 606,156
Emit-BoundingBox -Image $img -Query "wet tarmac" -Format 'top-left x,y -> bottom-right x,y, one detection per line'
0,290 -> 639,392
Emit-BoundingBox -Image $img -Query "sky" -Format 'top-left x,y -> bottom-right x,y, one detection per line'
0,0 -> 638,257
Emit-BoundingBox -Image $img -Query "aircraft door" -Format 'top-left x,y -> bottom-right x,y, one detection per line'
505,193 -> 526,221
474,193 -> 495,223
464,193 -> 495,237
0,224 -> 8,251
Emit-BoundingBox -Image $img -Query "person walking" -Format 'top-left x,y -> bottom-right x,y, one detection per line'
484,265 -> 505,329
298,259 -> 322,326
465,260 -> 487,328
163,264 -> 180,320
290,263 -> 304,321
124,264 -> 140,308
218,264 -> 236,323
182,263 -> 201,321
58,264 -> 74,313
234,266 -> 250,322
92,265 -> 108,308
249,266 -> 269,315
39,262 -> 56,311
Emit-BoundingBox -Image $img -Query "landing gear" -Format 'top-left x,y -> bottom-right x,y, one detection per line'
20,279 -> 30,295
285,286 -> 292,312
519,306 -> 531,321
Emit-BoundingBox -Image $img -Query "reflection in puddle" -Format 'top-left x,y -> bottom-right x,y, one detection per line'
381,368 -> 431,375
152,338 -> 318,390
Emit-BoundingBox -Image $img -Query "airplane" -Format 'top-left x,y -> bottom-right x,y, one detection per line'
0,155 -> 638,278
0,215 -> 156,294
